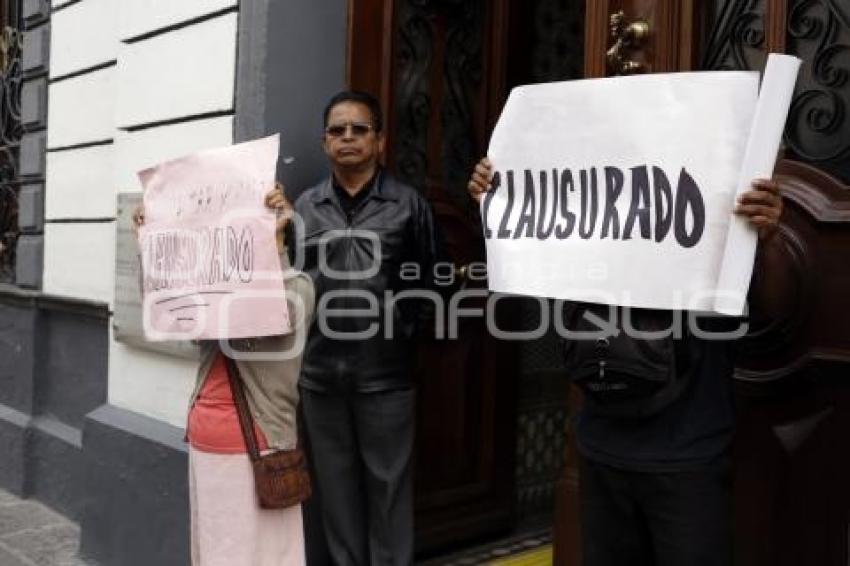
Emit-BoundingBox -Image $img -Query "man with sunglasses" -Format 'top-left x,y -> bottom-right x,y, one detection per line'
280,91 -> 444,565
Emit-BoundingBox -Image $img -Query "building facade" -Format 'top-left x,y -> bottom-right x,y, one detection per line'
0,1 -> 848,565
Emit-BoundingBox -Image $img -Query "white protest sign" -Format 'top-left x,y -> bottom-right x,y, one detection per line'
714,54 -> 802,314
483,54 -> 800,314
137,134 -> 290,341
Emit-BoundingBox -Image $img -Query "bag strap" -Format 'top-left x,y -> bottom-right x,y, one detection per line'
222,352 -> 262,462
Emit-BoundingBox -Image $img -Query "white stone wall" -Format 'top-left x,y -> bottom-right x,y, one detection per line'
44,1 -> 239,427
50,0 -> 118,78
115,14 -> 237,128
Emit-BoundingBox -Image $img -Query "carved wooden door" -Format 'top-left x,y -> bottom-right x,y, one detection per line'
555,1 -> 850,565
348,0 -> 520,554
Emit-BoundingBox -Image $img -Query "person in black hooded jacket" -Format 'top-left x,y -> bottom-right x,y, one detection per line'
468,156 -> 784,566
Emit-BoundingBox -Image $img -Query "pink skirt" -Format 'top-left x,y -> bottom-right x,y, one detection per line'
189,447 -> 306,566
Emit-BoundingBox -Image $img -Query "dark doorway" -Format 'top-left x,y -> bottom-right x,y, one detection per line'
348,0 -> 586,556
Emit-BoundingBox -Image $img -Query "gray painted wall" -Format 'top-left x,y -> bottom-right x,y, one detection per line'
235,0 -> 347,199
0,302 -> 37,493
80,406 -> 189,566
0,295 -> 109,519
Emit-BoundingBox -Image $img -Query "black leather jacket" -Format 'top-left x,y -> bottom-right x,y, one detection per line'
290,171 -> 444,393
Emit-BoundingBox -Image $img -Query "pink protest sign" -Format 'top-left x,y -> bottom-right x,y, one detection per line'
137,134 -> 290,341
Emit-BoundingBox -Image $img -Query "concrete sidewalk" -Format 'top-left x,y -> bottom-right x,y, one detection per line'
0,489 -> 92,566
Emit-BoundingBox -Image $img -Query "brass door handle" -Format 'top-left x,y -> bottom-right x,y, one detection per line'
606,10 -> 650,76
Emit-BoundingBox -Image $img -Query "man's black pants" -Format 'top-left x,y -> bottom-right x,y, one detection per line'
580,455 -> 733,566
301,387 -> 415,566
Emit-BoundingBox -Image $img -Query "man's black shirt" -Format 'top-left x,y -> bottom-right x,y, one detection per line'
332,172 -> 377,218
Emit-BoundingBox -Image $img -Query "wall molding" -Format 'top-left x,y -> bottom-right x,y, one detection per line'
121,109 -> 234,133
122,6 -> 237,44
50,60 -> 117,84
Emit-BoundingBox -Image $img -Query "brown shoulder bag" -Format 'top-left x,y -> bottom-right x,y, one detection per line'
223,354 -> 312,509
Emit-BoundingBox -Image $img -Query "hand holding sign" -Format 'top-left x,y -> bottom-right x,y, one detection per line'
734,178 -> 783,240
264,182 -> 294,248
468,158 -> 495,203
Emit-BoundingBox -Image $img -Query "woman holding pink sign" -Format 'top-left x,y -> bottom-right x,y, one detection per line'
134,184 -> 314,566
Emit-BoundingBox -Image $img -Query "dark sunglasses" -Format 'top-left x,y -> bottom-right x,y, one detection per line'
325,121 -> 374,137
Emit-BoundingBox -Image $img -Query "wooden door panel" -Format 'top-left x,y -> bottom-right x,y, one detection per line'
737,161 -> 850,381
349,0 -> 519,555
733,160 -> 850,566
